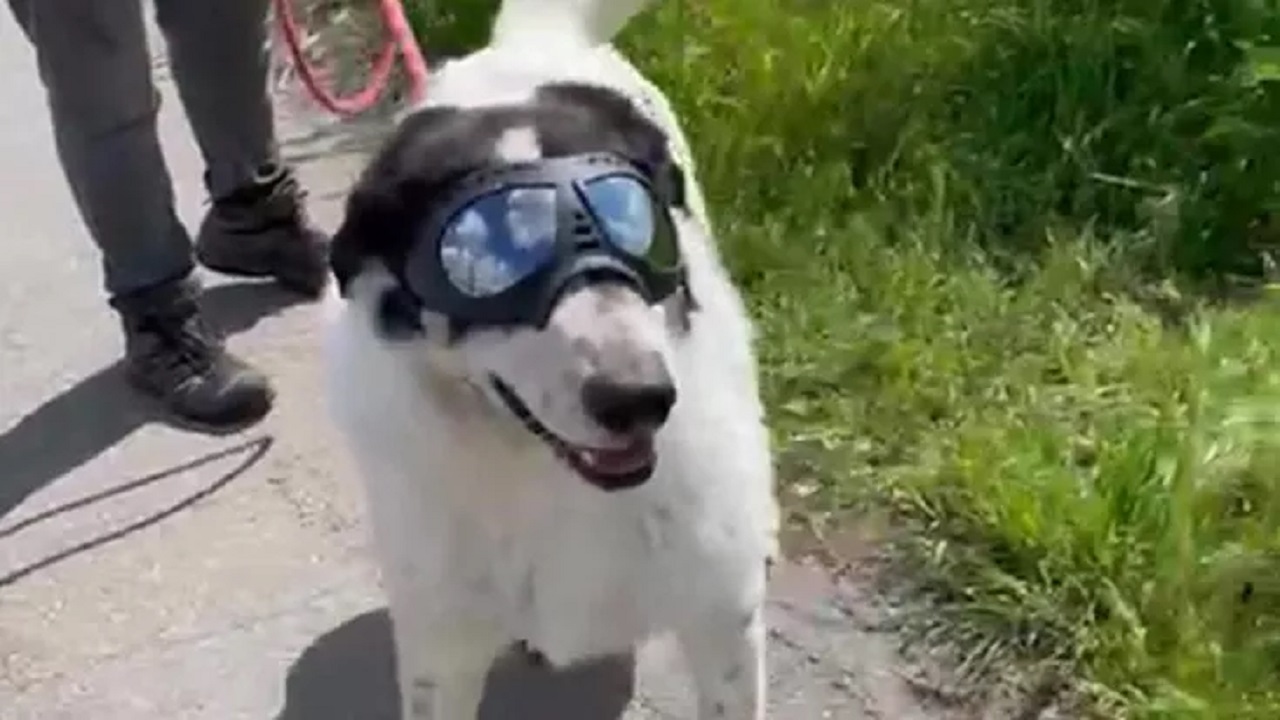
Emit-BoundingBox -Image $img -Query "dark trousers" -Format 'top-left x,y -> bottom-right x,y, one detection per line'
8,0 -> 280,296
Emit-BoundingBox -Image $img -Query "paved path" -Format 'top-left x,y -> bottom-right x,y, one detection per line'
0,11 -> 947,720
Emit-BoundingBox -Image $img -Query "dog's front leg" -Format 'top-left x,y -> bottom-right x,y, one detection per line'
677,604 -> 767,719
392,610 -> 504,720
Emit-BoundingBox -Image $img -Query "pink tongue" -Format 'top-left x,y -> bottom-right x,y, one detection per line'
579,439 -> 651,473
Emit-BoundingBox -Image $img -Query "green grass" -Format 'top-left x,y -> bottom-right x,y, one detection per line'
393,1 -> 1280,716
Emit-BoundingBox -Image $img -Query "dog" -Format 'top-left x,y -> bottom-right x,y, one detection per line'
322,0 -> 780,717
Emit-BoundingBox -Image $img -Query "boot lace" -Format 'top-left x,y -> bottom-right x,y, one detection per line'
134,311 -> 219,389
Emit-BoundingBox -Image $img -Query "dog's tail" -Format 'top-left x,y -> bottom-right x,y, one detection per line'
490,0 -> 655,49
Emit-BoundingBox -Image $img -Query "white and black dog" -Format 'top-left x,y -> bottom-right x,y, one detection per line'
322,1 -> 779,717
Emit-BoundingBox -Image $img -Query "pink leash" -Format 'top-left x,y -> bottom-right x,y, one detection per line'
273,0 -> 430,116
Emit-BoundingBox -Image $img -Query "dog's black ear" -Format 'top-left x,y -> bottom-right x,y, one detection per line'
329,184 -> 390,297
660,158 -> 688,210
332,186 -> 429,340
328,144 -> 425,297
330,105 -> 476,298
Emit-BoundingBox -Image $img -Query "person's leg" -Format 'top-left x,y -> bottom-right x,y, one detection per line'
8,0 -> 273,428
10,0 -> 191,297
154,0 -> 329,298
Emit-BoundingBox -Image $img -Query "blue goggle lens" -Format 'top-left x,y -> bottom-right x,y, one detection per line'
439,185 -> 559,297
438,175 -> 664,298
580,175 -> 654,257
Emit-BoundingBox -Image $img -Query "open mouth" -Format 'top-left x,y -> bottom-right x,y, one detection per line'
490,376 -> 657,491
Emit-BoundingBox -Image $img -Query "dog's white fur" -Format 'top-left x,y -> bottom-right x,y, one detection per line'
322,1 -> 779,717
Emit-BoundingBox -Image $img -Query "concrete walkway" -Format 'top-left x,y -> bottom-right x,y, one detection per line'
0,11 -> 946,719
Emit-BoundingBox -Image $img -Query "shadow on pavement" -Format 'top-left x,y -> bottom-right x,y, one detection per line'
0,436 -> 272,589
277,609 -> 638,720
0,280 -> 304,523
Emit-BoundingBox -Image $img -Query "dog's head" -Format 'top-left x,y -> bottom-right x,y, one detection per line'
331,82 -> 699,492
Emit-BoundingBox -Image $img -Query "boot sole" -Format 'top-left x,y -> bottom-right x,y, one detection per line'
126,372 -> 276,433
196,247 -> 329,299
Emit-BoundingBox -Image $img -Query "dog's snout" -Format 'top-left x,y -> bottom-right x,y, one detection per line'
581,373 -> 676,434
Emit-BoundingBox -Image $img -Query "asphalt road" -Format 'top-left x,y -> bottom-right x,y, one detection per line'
0,10 -> 946,719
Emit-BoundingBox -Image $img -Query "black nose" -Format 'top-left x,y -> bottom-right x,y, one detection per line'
581,374 -> 677,434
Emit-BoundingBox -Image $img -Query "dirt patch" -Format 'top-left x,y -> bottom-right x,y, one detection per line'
777,491 -> 1085,720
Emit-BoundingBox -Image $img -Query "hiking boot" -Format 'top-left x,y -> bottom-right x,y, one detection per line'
194,163 -> 329,298
112,277 -> 274,428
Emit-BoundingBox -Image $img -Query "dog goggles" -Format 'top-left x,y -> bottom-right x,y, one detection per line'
402,153 -> 686,328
